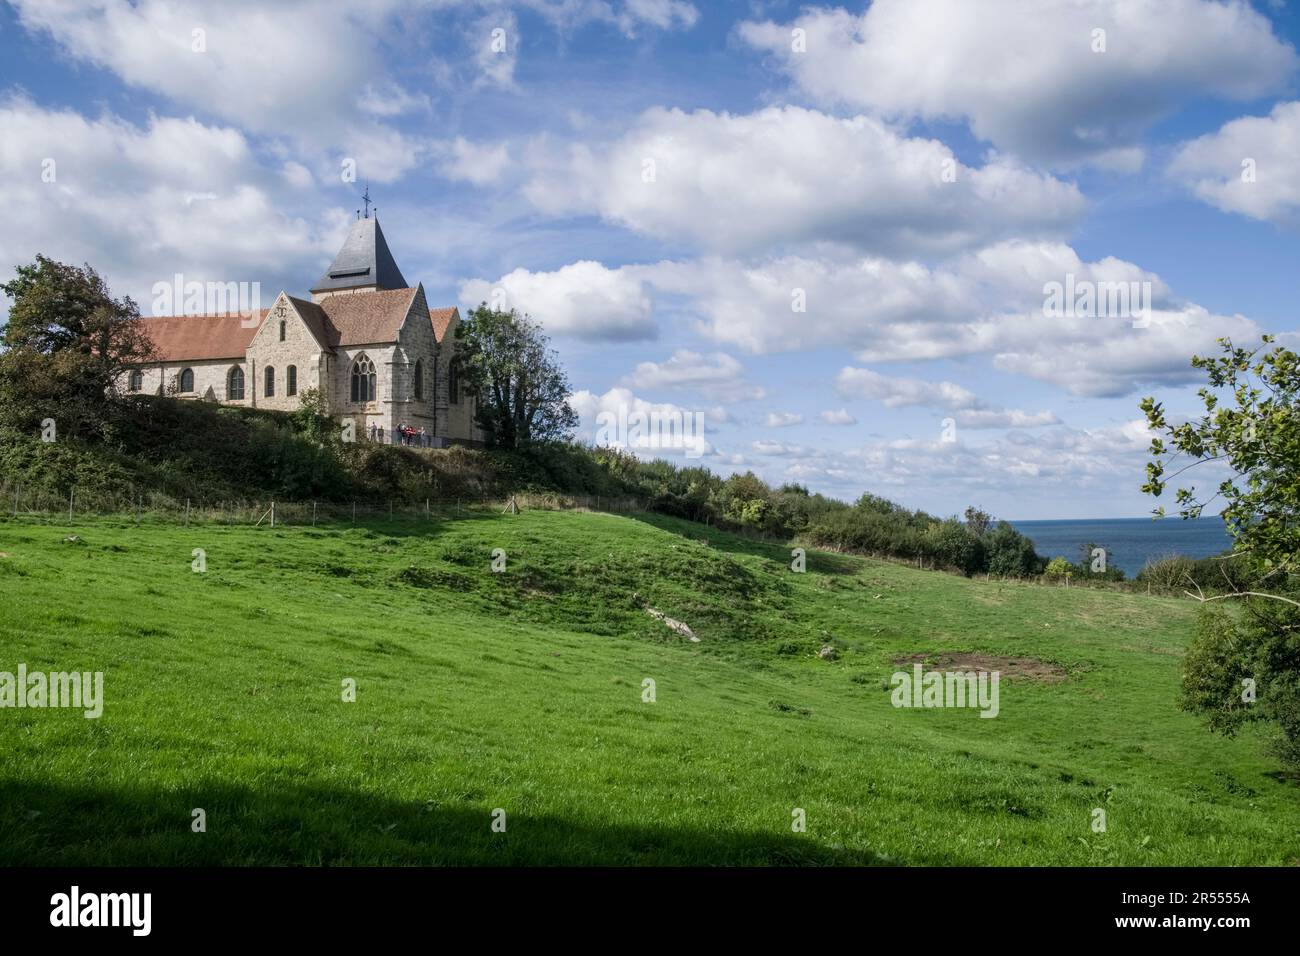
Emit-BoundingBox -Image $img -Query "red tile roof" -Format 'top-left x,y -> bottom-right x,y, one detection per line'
315,287 -> 419,347
429,307 -> 458,342
135,310 -> 267,362
133,291 -> 460,361
286,296 -> 331,349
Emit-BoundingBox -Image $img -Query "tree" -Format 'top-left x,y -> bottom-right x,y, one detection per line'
923,519 -> 985,576
720,471 -> 770,528
856,492 -> 898,515
1044,557 -> 1073,580
1141,335 -> 1300,766
0,256 -> 153,437
985,521 -> 1043,577
291,387 -> 333,446
964,505 -> 992,537
453,305 -> 578,450
1142,335 -> 1300,582
1076,540 -> 1124,580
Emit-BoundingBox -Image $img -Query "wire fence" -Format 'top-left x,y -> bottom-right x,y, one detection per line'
0,476 -> 1201,598
1,480 -> 1206,607
0,478 -> 650,528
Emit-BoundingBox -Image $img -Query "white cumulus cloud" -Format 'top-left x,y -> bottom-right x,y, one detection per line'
739,0 -> 1297,168
623,350 -> 764,402
1170,100 -> 1300,224
765,411 -> 804,427
459,260 -> 657,341
521,105 -> 1084,255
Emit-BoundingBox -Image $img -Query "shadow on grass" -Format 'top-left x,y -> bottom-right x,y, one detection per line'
0,780 -> 890,867
627,512 -> 863,575
278,509 -> 505,537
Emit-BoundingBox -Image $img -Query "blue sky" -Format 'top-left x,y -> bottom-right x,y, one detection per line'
1,0 -> 1298,519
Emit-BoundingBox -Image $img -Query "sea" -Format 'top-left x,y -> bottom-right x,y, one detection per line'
1008,516 -> 1234,578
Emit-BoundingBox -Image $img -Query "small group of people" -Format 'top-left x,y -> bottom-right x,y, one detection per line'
366,420 -> 431,448
396,422 -> 429,447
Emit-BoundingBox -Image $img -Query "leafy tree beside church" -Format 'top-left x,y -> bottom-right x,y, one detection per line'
454,305 -> 578,450
0,255 -> 154,437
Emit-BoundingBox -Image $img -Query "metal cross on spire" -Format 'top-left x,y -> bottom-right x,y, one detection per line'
362,184 -> 372,219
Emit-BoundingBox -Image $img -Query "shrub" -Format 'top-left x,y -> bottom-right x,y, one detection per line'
1044,557 -> 1074,580
1181,604 -> 1300,768
922,520 -> 985,576
1137,553 -> 1259,595
986,522 -> 1044,577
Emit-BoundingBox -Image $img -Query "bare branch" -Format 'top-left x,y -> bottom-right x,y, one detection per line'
1182,590 -> 1300,610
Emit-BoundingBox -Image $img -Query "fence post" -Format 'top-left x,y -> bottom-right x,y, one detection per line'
313,501 -> 317,526
185,498 -> 191,525
68,488 -> 74,524
425,498 -> 429,518
271,501 -> 276,528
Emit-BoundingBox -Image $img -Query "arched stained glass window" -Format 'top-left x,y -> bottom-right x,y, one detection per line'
351,356 -> 376,403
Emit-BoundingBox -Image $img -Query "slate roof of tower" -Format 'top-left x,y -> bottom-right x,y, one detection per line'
310,216 -> 409,294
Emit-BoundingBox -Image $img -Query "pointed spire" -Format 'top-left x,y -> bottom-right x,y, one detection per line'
310,212 -> 408,296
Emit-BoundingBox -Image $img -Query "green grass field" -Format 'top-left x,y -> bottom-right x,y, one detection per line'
0,507 -> 1295,865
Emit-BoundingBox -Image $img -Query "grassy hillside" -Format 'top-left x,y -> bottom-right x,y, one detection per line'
1,395 -> 1058,586
0,394 -> 620,505
0,507 -> 1295,865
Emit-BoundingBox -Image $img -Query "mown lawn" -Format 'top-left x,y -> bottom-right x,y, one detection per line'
0,508 -> 1295,865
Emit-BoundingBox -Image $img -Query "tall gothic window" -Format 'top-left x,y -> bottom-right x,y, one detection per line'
179,368 -> 194,393
128,370 -> 143,392
413,359 -> 424,400
279,320 -> 286,342
227,366 -> 245,400
264,366 -> 275,397
448,363 -> 459,404
287,365 -> 297,396
350,356 -> 376,403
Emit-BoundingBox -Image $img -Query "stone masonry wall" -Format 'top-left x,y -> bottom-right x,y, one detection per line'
244,294 -> 328,412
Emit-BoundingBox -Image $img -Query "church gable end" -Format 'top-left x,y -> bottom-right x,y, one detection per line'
245,294 -> 329,409
431,307 -> 479,445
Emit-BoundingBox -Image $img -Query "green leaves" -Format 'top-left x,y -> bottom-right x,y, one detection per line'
0,256 -> 153,438
1141,335 -> 1300,568
456,304 -> 579,450
1145,335 -> 1300,769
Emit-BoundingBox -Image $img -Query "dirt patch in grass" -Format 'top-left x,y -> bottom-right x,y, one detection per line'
893,652 -> 1067,683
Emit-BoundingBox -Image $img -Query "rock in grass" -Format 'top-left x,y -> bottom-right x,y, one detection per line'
818,645 -> 838,661
643,605 -> 699,642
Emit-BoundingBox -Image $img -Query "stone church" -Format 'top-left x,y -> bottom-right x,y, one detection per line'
122,212 -> 483,446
